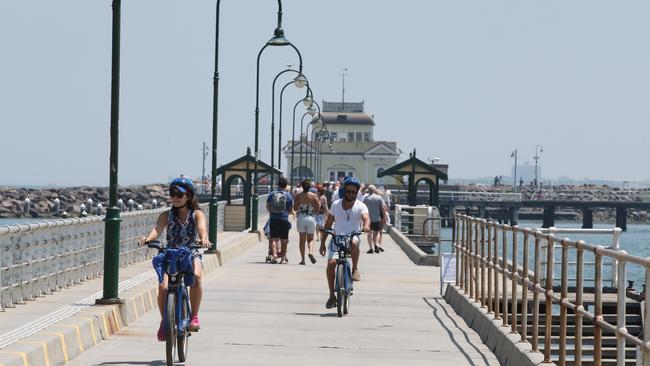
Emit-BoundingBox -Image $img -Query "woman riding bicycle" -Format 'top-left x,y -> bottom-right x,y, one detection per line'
138,177 -> 210,341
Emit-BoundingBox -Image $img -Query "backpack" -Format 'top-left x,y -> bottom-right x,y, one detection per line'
270,191 -> 287,214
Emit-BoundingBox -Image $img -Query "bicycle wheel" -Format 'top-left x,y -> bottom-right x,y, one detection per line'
336,263 -> 345,317
177,293 -> 189,362
165,293 -> 177,366
343,265 -> 350,315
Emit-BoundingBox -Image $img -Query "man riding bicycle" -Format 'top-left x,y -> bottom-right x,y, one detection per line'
319,177 -> 370,309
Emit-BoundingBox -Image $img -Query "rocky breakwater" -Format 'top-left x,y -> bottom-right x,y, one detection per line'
455,184 -> 650,223
0,184 -> 170,219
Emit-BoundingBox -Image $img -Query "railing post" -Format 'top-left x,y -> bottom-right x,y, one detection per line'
468,218 -> 474,298
532,232 -> 541,351
474,219 -> 480,303
559,239 -> 569,366
644,265 -> 650,366
511,225 -> 518,334
456,214 -> 462,287
612,227 -> 622,288
480,219 -> 486,307
502,225 -> 509,327
594,248 -> 603,366
487,222 -> 493,314
616,251 -> 627,366
544,235 -> 555,363
494,221 -> 500,320
575,242 -> 584,366
521,230 -> 530,342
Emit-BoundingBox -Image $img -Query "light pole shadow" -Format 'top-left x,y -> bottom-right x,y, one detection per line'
422,297 -> 496,366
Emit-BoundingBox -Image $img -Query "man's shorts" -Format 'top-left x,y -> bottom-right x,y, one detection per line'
297,215 -> 316,234
269,218 -> 290,240
370,221 -> 382,232
327,235 -> 360,260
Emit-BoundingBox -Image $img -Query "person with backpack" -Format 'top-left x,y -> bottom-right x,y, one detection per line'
266,177 -> 293,264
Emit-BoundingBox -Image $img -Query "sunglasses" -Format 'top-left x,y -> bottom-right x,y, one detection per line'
169,190 -> 185,198
345,189 -> 358,195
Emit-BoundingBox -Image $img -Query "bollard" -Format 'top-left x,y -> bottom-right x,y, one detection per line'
96,203 -> 103,215
117,198 -> 124,211
86,198 -> 93,214
137,204 -> 143,211
53,198 -> 61,215
152,199 -> 158,208
80,203 -> 87,217
127,199 -> 134,212
23,198 -> 31,216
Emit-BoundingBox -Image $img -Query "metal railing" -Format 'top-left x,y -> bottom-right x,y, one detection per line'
0,207 -> 176,309
535,227 -> 622,288
453,214 -> 649,366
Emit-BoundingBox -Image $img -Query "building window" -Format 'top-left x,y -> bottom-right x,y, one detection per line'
347,132 -> 354,141
356,132 -> 362,142
330,132 -> 337,141
329,171 -> 335,181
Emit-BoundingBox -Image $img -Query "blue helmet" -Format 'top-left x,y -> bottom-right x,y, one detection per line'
338,176 -> 361,198
170,177 -> 195,194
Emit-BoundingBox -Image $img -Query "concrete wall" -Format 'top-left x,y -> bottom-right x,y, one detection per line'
444,285 -> 553,366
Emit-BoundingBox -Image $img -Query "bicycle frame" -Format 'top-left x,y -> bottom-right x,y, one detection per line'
162,248 -> 193,336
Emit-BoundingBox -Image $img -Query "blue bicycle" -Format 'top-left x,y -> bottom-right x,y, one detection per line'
147,240 -> 201,366
321,228 -> 362,317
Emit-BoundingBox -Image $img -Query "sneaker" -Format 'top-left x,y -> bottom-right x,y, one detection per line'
308,253 -> 317,264
374,247 -> 380,253
378,246 -> 385,252
366,249 -> 374,254
157,321 -> 166,341
189,315 -> 200,331
325,297 -> 337,309
352,270 -> 360,281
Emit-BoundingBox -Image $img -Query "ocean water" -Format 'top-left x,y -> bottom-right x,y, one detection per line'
438,220 -> 650,290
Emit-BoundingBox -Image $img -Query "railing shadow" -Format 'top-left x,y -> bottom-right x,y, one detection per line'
422,297 -> 495,366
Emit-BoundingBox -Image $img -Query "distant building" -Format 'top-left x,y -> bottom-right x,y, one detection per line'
284,100 -> 401,185
511,161 -> 541,184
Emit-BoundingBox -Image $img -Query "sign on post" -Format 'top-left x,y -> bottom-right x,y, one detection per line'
440,253 -> 457,295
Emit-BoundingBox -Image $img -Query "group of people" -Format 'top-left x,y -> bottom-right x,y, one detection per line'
137,175 -> 394,342
265,176 -> 392,309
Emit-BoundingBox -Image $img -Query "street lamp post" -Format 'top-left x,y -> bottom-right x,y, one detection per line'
271,68 -> 306,188
252,0 -> 304,232
290,94 -> 315,185
278,73 -> 310,174
97,0 -> 123,304
533,145 -> 543,190
510,149 -> 518,193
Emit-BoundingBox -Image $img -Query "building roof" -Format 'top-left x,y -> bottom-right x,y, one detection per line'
378,154 -> 448,180
216,148 -> 283,175
314,112 -> 375,126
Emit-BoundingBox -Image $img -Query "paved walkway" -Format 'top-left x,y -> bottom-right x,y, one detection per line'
67,228 -> 500,366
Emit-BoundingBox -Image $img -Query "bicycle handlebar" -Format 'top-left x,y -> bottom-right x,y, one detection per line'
318,228 -> 363,238
146,240 -> 203,251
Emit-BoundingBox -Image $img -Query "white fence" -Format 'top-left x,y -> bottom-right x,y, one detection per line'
0,206 -> 174,309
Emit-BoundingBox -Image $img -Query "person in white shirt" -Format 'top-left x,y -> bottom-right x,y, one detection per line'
319,177 -> 370,309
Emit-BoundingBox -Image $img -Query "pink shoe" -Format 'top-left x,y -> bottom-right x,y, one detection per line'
157,321 -> 166,341
189,315 -> 200,331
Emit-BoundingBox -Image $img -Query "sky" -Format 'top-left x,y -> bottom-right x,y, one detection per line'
1,1 -> 649,186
